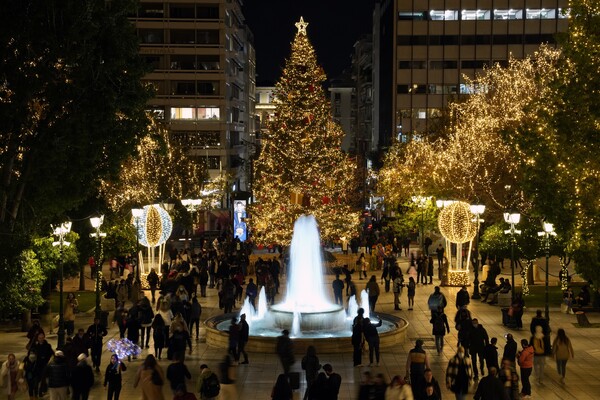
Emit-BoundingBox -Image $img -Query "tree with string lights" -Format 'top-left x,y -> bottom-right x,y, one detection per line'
250,17 -> 360,246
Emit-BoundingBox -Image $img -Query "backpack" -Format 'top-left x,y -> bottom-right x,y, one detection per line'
201,372 -> 220,398
428,294 -> 442,310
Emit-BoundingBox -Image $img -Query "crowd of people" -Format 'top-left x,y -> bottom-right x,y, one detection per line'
0,234 -> 584,400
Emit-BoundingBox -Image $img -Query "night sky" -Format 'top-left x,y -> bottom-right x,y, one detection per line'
242,0 -> 377,86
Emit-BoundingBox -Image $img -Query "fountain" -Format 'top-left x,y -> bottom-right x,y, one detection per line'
205,215 -> 408,352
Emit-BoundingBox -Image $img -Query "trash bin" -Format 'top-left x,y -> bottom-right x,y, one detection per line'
100,310 -> 110,327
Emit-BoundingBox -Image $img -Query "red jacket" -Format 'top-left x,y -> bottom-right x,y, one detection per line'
518,346 -> 534,368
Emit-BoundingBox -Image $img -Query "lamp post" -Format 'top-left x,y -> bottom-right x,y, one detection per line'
412,195 -> 431,255
90,215 -> 106,320
538,222 -> 556,322
132,208 -> 144,281
470,204 -> 485,299
181,199 -> 202,239
504,212 -> 521,302
52,221 -> 72,348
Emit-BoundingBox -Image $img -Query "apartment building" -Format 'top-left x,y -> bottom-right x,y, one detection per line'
373,0 -> 568,146
130,0 -> 256,196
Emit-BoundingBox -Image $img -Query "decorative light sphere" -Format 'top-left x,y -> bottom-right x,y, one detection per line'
438,201 -> 478,244
136,204 -> 173,247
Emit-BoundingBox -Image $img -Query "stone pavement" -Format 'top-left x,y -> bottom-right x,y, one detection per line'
2,249 -> 600,400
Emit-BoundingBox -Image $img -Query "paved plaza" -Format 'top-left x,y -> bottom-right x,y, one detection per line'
2,249 -> 600,400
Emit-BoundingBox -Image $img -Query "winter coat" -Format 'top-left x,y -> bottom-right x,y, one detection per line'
552,338 -> 574,361
71,361 -> 94,392
134,365 -> 165,400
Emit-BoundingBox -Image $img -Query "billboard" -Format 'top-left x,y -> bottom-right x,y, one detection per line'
233,200 -> 247,242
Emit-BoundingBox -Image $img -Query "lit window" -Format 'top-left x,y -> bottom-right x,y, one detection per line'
461,10 -> 491,20
526,9 -> 556,19
430,10 -> 459,20
493,9 -> 524,20
197,107 -> 220,119
171,107 -> 194,120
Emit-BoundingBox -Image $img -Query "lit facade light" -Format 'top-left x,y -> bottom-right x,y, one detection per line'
503,212 -> 520,225
470,204 -> 486,215
90,215 -> 104,229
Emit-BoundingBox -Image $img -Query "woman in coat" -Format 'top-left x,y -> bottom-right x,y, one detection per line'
152,314 -> 166,360
0,353 -> 22,400
134,354 -> 165,400
301,346 -> 321,400
552,328 -> 574,383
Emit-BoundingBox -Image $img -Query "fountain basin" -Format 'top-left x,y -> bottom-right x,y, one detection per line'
205,313 -> 409,354
270,304 -> 347,331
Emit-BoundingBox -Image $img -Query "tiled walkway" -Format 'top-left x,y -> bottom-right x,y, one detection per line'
2,250 -> 600,399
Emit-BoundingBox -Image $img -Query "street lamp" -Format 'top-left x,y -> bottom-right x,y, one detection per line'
538,222 -> 556,322
52,221 -> 72,348
469,204 -> 485,299
412,195 -> 431,255
181,198 -> 202,238
504,212 -> 521,302
132,208 -> 144,281
90,215 -> 106,320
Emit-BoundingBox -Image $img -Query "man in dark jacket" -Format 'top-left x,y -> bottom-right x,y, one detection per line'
473,366 -> 504,400
469,318 -> 489,379
276,329 -> 294,374
167,354 -> 192,395
502,333 -> 518,365
238,313 -> 250,364
484,337 -> 500,374
71,354 -> 94,400
43,351 -> 70,400
455,286 -> 470,309
86,318 -> 107,372
309,364 -> 342,400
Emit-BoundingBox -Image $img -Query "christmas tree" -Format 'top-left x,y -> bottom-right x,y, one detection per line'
250,17 -> 360,246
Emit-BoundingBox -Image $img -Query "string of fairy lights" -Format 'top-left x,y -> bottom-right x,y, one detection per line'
250,17 -> 360,245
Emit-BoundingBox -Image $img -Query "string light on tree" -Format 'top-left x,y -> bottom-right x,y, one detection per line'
250,17 -> 360,245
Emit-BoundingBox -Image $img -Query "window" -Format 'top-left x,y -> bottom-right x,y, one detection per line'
430,10 -> 459,20
526,9 -> 556,19
139,29 -> 163,44
197,5 -> 219,19
461,10 -> 491,20
171,29 -> 195,44
399,60 -> 426,69
142,55 -> 161,69
493,9 -> 523,20
430,60 -> 457,69
170,4 -> 195,18
398,11 -> 426,20
171,131 -> 220,147
397,85 -> 409,94
138,3 -> 164,18
197,55 -> 220,70
197,81 -> 219,95
170,55 -> 195,70
172,81 -> 195,95
146,107 -> 165,120
197,30 -> 219,45
170,107 -> 220,120
460,83 -> 488,94
461,60 -> 488,69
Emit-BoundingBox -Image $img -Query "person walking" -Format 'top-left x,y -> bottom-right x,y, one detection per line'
43,351 -> 70,400
301,346 -> 321,400
226,318 -> 240,362
152,314 -> 167,360
276,330 -> 295,375
473,366 -> 504,400
133,354 -> 165,400
271,374 -> 293,400
455,286 -> 470,309
427,286 -> 447,316
0,353 -> 21,400
104,354 -> 127,400
436,244 -> 444,269
407,277 -> 416,310
393,273 -> 404,310
483,337 -> 500,374
366,275 -> 380,313
498,359 -> 519,400
332,275 -> 345,306
238,313 -> 250,364
363,317 -> 383,367
196,364 -> 220,400
530,309 -> 551,355
71,354 -> 94,400
469,318 -> 489,379
86,317 -> 108,373
406,339 -> 430,393
166,354 -> 192,395
531,325 -> 546,384
445,346 -> 473,400
147,268 -> 160,303
310,364 -> 342,400
517,339 -> 534,399
189,296 -> 202,340
64,292 -> 78,337
502,334 -> 517,365
352,309 -> 365,367
430,307 -> 450,355
552,328 -> 574,383
427,256 -> 435,284
138,297 -> 155,349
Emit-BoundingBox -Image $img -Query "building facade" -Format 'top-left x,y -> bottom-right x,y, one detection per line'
374,0 -> 568,145
130,0 -> 256,195
329,74 -> 356,153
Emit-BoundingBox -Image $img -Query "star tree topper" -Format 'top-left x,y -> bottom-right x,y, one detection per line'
295,16 -> 308,35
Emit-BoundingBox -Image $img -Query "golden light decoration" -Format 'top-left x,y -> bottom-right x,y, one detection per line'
135,205 -> 173,248
448,270 -> 470,287
438,201 -> 478,244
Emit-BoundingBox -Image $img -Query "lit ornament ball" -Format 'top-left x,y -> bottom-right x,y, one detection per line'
438,201 -> 478,244
136,205 -> 173,248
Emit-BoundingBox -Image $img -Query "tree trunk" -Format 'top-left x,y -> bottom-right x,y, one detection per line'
79,264 -> 86,291
21,310 -> 31,332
